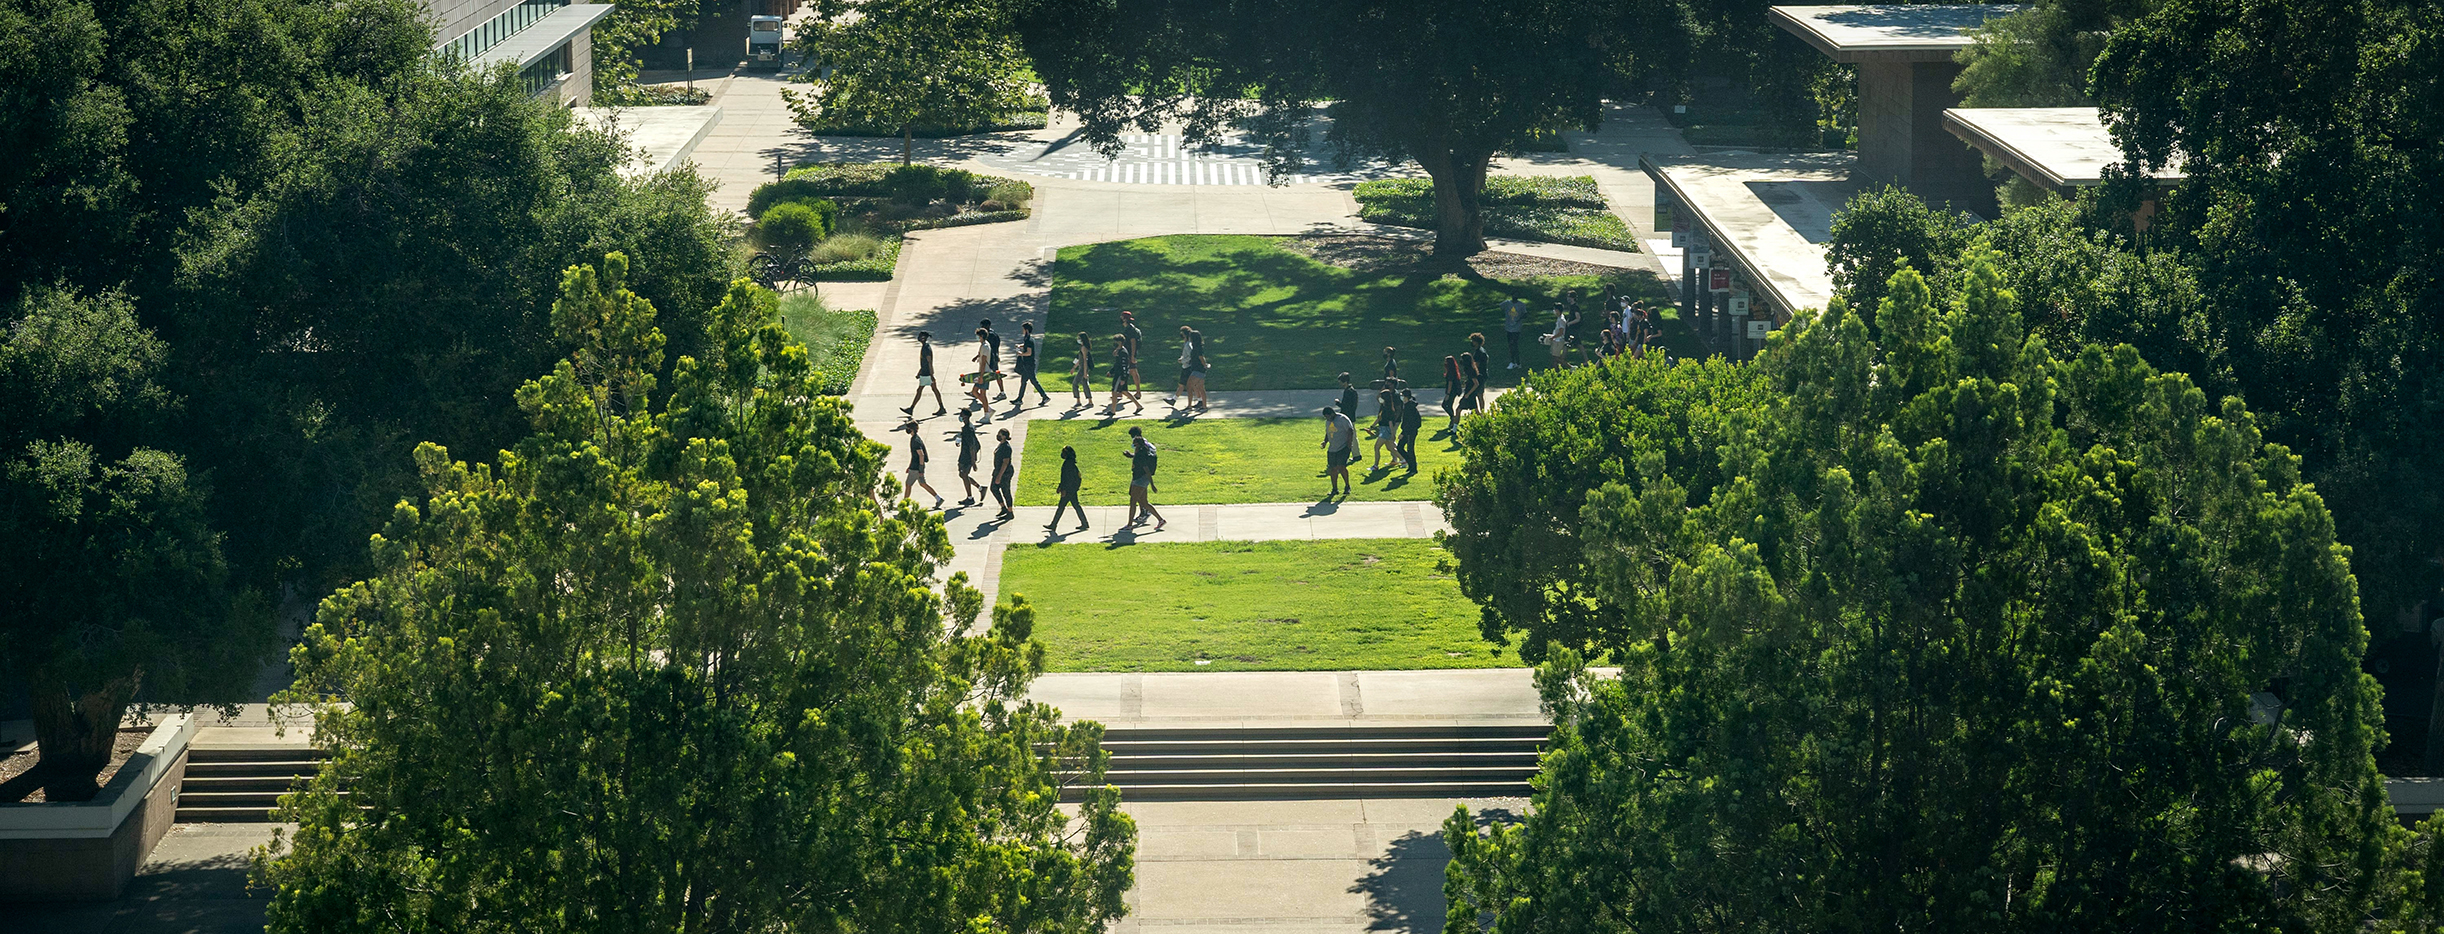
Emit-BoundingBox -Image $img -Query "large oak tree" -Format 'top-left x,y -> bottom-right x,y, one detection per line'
1009,0 -> 1686,255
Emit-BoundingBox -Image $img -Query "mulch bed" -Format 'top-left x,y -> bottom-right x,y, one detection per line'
0,728 -> 154,803
1277,234 -> 1626,279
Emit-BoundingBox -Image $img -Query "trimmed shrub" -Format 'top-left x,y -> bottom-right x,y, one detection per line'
746,179 -> 835,218
986,182 -> 1032,207
755,202 -> 830,254
809,233 -> 886,264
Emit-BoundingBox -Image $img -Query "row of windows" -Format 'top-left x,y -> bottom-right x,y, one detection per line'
520,44 -> 574,97
438,0 -> 567,65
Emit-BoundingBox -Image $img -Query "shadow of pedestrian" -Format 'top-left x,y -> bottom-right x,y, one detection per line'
1102,527 -> 1141,549
1301,497 -> 1343,518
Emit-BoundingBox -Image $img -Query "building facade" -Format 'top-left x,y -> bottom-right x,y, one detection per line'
432,0 -> 616,106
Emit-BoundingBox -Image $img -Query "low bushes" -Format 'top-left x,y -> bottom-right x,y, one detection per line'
753,201 -> 833,253
775,292 -> 876,395
595,83 -> 715,106
1354,175 -> 1638,251
796,106 -> 1050,138
742,164 -> 1033,281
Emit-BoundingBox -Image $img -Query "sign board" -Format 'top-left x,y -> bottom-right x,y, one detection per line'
1655,192 -> 1677,232
1708,266 -> 1732,293
1670,212 -> 1690,249
1727,290 -> 1749,316
1746,319 -> 1772,339
1688,247 -> 1710,270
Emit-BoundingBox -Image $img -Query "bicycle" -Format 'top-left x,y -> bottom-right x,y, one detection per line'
748,251 -> 819,293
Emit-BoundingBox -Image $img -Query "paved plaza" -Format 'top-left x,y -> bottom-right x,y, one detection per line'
53,80 -> 1688,932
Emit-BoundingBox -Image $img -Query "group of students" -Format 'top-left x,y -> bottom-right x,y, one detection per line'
1501,287 -> 1665,371
1070,310 -> 1211,417
901,317 -> 1055,423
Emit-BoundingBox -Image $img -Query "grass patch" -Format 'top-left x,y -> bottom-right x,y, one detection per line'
1040,235 -> 1676,392
1355,176 -> 1637,250
1015,417 -> 1459,506
1000,539 -> 1515,671
777,292 -> 876,394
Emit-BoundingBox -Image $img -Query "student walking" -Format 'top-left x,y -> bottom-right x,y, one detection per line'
1467,332 -> 1491,388
1382,346 -> 1400,382
979,318 -> 1008,401
1320,405 -> 1356,497
1014,322 -> 1050,408
1440,355 -> 1461,431
1048,445 -> 1087,532
1545,302 -> 1574,368
1397,389 -> 1423,475
1124,426 -> 1165,530
953,409 -> 983,506
968,328 -> 997,420
1457,354 -> 1484,418
1103,334 -> 1138,416
1182,326 -> 1209,411
1119,311 -> 1145,407
1071,333 -> 1098,409
1168,325 -> 1206,408
897,421 -> 943,509
1336,373 -> 1360,430
903,331 -> 947,416
1370,382 -> 1401,470
990,428 -> 1016,522
1500,296 -> 1527,369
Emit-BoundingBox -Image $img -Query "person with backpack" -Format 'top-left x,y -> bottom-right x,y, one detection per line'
1048,445 -> 1087,532
1071,333 -> 1098,410
1013,321 -> 1050,409
1103,334 -> 1137,417
1124,426 -> 1164,530
979,317 -> 1007,401
1370,381 -> 1401,471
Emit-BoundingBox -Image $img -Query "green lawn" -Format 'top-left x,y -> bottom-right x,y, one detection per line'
1038,234 -> 1678,392
998,539 -> 1517,671
1355,176 -> 1639,250
1015,417 -> 1458,506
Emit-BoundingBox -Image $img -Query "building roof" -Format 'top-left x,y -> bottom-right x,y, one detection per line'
1942,107 -> 2186,190
1768,5 -> 2019,63
472,3 -> 616,71
1641,152 -> 1862,317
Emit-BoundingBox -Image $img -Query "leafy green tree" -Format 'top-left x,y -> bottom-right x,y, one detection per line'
2,0 -> 737,607
2091,0 -> 2443,689
1954,0 -> 2157,107
1443,254 -> 2404,931
260,255 -> 1135,933
0,287 -> 273,801
1010,0 -> 1683,255
1437,355 -> 1762,664
1824,185 -> 1974,321
786,0 -> 1035,163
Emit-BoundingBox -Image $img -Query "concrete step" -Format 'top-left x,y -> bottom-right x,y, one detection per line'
1110,751 -> 1542,770
188,745 -> 324,762
1094,781 -> 1534,801
181,775 -> 310,793
174,805 -> 284,823
1111,765 -> 1540,785
1076,724 -> 1551,801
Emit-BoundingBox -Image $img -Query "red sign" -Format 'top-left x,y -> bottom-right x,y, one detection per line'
1709,267 -> 1732,292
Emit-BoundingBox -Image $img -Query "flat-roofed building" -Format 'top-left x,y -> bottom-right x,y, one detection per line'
1770,4 -> 2015,214
432,0 -> 617,106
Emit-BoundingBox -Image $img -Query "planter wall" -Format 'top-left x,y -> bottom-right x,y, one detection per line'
0,713 -> 196,901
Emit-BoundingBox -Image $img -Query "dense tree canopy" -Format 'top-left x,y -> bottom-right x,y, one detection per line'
0,0 -> 735,790
1437,355 -> 1762,663
1440,253 -> 2413,931
262,257 -> 1136,933
1010,0 -> 1685,254
786,0 -> 1036,163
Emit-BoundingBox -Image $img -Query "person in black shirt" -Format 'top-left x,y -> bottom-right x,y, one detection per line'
1382,346 -> 1399,382
1336,372 -> 1360,443
1370,383 -> 1400,471
1440,355 -> 1461,433
1119,311 -> 1145,407
1124,426 -> 1164,530
902,330 -> 947,416
1048,445 -> 1087,532
1013,321 -> 1050,409
990,428 -> 1016,521
1397,390 -> 1423,474
1103,335 -> 1137,417
897,421 -> 943,509
1071,333 -> 1097,410
953,409 -> 983,506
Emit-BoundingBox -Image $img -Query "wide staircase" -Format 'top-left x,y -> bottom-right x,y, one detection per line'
1078,724 -> 1547,801
176,746 -> 328,822
172,725 -> 1547,821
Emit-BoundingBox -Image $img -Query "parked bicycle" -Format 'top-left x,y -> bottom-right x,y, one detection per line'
748,251 -> 819,293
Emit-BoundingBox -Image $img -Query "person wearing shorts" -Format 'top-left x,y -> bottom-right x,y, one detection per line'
897,421 -> 943,509
979,318 -> 1007,401
1120,311 -> 1145,406
1320,405 -> 1355,497
903,331 -> 947,416
1071,333 -> 1098,410
1125,426 -> 1165,530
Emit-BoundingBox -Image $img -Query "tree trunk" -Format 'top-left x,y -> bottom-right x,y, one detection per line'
1415,146 -> 1492,256
2425,640 -> 2444,775
27,667 -> 141,802
902,126 -> 914,166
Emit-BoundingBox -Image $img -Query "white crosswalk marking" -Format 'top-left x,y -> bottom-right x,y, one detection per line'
979,131 -> 1414,187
